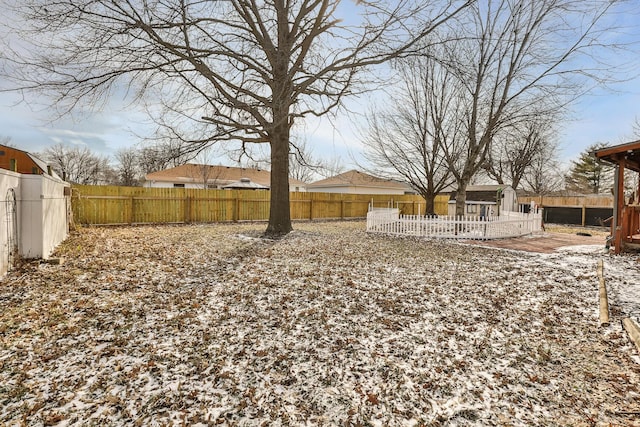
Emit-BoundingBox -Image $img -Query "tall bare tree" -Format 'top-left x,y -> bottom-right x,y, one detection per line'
4,0 -> 470,235
362,55 -> 458,214
483,119 -> 559,190
137,142 -> 192,176
438,0 -> 628,215
114,147 -> 140,187
522,149 -> 565,195
41,143 -> 114,184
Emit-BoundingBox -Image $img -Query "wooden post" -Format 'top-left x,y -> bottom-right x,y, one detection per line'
597,260 -> 609,326
341,199 -> 345,220
581,205 -> 586,227
309,198 -> 314,220
233,195 -> 239,222
129,196 -> 134,225
184,196 -> 191,223
622,318 -> 640,354
615,159 -> 626,254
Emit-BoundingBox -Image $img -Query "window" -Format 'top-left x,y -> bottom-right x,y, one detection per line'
32,167 -> 39,174
173,183 -> 185,188
466,204 -> 477,214
0,150 -> 5,156
9,159 -> 16,172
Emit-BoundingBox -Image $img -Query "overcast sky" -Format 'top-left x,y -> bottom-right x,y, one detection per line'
1,2 -> 639,170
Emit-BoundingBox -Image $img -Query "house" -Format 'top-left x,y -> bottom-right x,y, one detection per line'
447,185 -> 517,217
143,164 -> 307,191
307,170 -> 415,195
593,140 -> 640,253
0,145 -> 70,276
0,144 -> 55,176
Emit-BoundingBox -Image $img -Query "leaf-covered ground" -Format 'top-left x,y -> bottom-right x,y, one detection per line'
1,221 -> 640,426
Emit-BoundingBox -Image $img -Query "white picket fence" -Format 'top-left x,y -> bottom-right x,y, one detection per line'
366,208 -> 543,240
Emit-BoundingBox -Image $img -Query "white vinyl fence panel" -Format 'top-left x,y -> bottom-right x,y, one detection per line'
367,208 -> 542,240
0,171 -> 69,276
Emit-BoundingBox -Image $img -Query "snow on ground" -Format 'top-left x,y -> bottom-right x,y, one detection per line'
1,221 -> 640,426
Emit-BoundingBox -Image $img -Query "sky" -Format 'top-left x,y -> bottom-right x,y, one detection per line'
1,1 -> 639,171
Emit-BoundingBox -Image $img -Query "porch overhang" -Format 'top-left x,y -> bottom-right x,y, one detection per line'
593,140 -> 640,253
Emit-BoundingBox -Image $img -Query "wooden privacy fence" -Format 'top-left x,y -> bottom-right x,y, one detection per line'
71,185 -> 450,225
367,208 -> 543,240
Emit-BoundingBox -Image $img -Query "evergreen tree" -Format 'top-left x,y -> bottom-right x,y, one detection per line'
565,143 -> 613,194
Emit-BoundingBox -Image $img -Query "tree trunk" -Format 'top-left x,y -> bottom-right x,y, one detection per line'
424,193 -> 436,216
455,180 -> 468,217
266,134 -> 292,236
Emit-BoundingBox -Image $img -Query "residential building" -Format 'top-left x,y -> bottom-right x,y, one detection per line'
307,170 -> 414,195
0,144 -> 55,176
144,164 -> 307,191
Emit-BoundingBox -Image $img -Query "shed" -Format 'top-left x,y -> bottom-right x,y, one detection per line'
448,185 -> 517,217
593,140 -> 640,253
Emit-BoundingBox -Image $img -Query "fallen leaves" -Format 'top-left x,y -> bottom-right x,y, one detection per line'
0,221 -> 639,426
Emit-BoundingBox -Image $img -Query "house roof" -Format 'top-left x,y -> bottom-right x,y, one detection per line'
449,185 -> 511,202
593,140 -> 640,173
144,164 -> 306,188
307,170 -> 409,190
222,178 -> 269,190
0,144 -> 62,179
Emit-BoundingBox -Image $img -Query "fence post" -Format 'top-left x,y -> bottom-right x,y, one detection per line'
185,196 -> 191,223
234,196 -> 240,222
581,204 -> 586,227
341,199 -> 345,219
309,198 -> 314,220
129,196 -> 134,225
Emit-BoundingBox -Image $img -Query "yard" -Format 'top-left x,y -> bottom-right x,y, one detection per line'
1,221 -> 640,426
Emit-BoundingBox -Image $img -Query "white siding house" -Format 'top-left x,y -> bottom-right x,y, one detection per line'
144,164 -> 307,191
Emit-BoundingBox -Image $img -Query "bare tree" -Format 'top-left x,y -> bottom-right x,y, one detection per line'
483,119 -> 559,190
437,0 -> 628,215
41,143 -> 114,184
289,139 -> 323,184
633,117 -> 640,138
522,150 -> 565,195
137,142 -> 192,176
191,147 -> 219,189
0,136 -> 13,147
316,155 -> 346,179
114,147 -> 140,187
4,0 -> 470,236
362,56 -> 457,214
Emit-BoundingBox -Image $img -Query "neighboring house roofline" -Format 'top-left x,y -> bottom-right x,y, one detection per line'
308,169 -> 410,190
144,163 -> 306,187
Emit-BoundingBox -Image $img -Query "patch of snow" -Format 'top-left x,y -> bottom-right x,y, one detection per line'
0,222 -> 639,426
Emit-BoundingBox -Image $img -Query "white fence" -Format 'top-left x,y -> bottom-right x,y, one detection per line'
366,208 -> 543,240
0,170 -> 70,276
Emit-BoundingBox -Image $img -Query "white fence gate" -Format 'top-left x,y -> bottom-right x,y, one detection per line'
366,208 -> 542,240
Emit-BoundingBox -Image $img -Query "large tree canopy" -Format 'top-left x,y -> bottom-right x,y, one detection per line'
2,0 -> 469,235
